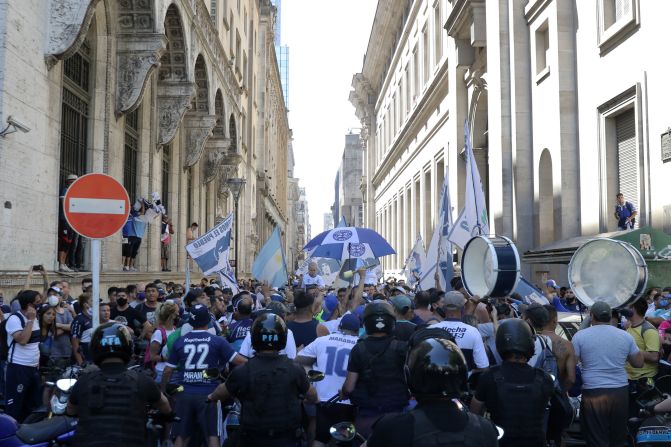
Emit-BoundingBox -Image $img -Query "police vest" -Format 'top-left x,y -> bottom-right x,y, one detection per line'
491,366 -> 549,442
72,368 -> 147,446
349,338 -> 409,412
412,408 -> 496,447
240,355 -> 303,432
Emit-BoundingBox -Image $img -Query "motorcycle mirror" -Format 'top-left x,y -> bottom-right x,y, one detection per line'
56,378 -> 77,392
307,370 -> 325,382
496,425 -> 505,440
329,422 -> 357,442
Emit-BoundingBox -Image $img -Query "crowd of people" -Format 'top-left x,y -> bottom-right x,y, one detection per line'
3,266 -> 671,447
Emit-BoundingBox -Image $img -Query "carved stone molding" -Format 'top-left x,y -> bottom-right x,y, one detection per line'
46,0 -> 102,68
116,33 -> 167,116
202,137 -> 231,184
183,113 -> 217,168
157,81 -> 196,146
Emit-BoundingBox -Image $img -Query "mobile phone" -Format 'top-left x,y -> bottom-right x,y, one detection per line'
32,265 -> 43,271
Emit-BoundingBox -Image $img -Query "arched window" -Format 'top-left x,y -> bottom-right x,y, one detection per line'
229,115 -> 237,153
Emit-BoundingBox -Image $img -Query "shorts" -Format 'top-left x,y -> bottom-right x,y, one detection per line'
122,236 -> 142,258
172,392 -> 221,439
161,243 -> 170,260
315,402 -> 355,444
58,221 -> 73,252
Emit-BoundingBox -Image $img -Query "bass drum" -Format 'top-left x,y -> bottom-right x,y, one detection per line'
461,235 -> 521,298
568,238 -> 647,309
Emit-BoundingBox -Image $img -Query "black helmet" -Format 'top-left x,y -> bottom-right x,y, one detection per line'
363,301 -> 396,335
90,322 -> 133,365
495,319 -> 535,360
251,312 -> 287,351
405,338 -> 468,397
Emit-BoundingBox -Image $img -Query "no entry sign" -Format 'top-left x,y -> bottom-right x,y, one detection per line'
63,173 -> 130,239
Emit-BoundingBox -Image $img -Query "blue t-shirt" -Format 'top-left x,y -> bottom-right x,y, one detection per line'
166,330 -> 237,394
227,318 -> 253,352
133,218 -> 147,238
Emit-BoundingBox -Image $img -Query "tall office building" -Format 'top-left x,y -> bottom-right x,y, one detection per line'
271,0 -> 289,107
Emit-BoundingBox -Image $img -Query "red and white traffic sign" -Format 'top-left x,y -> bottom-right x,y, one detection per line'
63,173 -> 130,239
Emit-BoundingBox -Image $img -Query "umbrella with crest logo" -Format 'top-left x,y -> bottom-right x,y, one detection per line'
303,226 -> 396,261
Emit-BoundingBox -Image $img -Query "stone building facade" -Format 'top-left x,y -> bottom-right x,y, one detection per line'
0,0 -> 289,278
351,0 -> 671,283
335,132 -> 364,228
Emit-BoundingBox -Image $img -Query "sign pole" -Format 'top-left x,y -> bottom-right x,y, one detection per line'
91,239 -> 101,329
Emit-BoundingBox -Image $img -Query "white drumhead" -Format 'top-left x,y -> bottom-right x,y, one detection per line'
462,236 -> 497,297
568,238 -> 647,309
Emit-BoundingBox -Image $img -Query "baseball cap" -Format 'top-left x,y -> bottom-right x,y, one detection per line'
590,301 -> 612,322
390,295 -> 413,313
47,286 -> 63,296
321,294 -> 339,320
189,304 -> 211,327
66,174 -> 78,181
443,291 -> 466,309
339,313 -> 361,333
546,279 -> 559,290
270,293 -> 285,303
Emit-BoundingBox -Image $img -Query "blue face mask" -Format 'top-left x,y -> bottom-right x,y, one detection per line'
660,299 -> 669,308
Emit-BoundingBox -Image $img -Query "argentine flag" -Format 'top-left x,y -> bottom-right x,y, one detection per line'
252,227 -> 288,288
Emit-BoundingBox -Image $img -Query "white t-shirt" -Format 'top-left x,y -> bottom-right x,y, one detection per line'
429,320 -> 489,370
303,274 -> 325,289
6,312 -> 40,367
151,327 -> 176,374
239,328 -> 297,359
299,332 -> 358,403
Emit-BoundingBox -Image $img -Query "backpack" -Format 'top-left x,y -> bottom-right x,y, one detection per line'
0,312 -> 25,361
143,326 -> 168,370
534,335 -> 560,387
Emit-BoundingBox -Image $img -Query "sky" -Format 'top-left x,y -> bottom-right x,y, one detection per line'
281,0 -> 378,236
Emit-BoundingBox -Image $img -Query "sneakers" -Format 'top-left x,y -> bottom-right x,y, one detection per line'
123,266 -> 129,271
59,264 -> 73,272
130,267 -> 138,272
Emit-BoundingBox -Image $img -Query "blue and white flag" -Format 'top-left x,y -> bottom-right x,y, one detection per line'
421,171 -> 454,290
218,262 -> 239,294
448,120 -> 490,249
252,227 -> 288,288
295,250 -> 341,286
336,216 -> 347,228
402,237 -> 427,288
185,214 -> 233,275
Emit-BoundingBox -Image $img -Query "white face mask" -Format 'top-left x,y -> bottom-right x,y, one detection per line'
47,296 -> 60,307
86,308 -> 93,316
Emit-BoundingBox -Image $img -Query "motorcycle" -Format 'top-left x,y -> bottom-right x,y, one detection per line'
628,383 -> 671,446
0,413 -> 77,447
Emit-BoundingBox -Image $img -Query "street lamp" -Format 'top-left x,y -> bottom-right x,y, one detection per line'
227,177 -> 246,280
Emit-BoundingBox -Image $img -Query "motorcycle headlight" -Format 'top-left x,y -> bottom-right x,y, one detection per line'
51,395 -> 68,415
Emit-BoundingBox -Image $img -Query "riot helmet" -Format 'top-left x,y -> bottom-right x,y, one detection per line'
405,338 -> 468,398
362,301 -> 396,335
251,312 -> 288,351
495,318 -> 535,360
90,322 -> 134,365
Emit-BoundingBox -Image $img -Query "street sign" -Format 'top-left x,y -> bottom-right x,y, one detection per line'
63,173 -> 130,330
63,173 -> 130,239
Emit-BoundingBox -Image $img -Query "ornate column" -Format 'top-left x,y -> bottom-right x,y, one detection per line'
182,113 -> 218,168
45,0 -> 101,67
157,82 -> 196,146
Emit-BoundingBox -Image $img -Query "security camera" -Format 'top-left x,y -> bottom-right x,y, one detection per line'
7,116 -> 30,133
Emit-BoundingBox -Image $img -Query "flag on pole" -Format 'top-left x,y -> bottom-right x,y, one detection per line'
252,227 -> 288,288
421,168 -> 455,290
336,216 -> 347,228
185,214 -> 234,275
448,120 -> 490,249
401,237 -> 427,288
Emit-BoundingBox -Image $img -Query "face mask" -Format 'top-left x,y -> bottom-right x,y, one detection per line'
86,308 -> 93,316
47,296 -> 60,307
117,298 -> 128,307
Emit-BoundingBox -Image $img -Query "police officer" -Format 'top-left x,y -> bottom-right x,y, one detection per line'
207,312 -> 318,447
470,318 -> 554,447
67,322 -> 172,447
368,337 -> 499,446
340,301 -> 408,438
